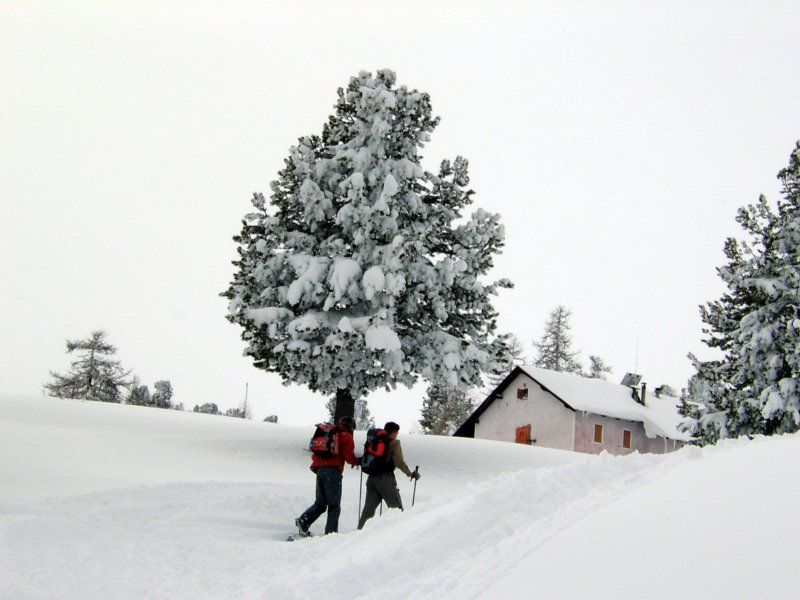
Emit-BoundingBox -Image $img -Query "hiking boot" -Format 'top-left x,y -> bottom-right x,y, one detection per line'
295,518 -> 311,537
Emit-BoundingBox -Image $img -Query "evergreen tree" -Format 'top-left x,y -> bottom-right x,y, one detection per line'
125,376 -> 151,406
533,306 -> 582,373
193,403 -> 222,415
326,395 -> 374,430
222,70 -> 511,421
44,330 -> 130,402
226,396 -> 252,419
354,397 -> 375,431
587,355 -> 612,380
151,380 -> 173,408
682,142 -> 800,443
419,382 -> 475,435
487,333 -> 527,388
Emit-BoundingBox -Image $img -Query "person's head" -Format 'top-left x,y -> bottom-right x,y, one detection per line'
338,416 -> 355,432
384,421 -> 400,438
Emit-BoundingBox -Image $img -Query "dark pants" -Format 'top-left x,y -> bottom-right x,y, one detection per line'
357,471 -> 403,530
298,467 -> 343,534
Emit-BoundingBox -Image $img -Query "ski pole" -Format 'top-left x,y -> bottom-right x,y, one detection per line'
412,466 -> 419,507
379,500 -> 383,516
358,468 -> 363,524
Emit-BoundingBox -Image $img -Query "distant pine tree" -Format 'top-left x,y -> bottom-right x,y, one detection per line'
125,376 -> 151,405
682,141 -> 800,443
193,403 -> 222,415
354,397 -> 375,431
152,380 -> 173,408
225,396 -> 251,419
44,330 -> 130,402
533,306 -> 582,374
327,396 -> 374,430
587,355 -> 612,380
419,382 -> 474,435
486,333 -> 527,388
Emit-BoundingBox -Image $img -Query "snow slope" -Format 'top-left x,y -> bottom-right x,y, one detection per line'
1,394 -> 798,599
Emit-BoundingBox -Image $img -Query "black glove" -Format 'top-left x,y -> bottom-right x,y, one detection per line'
411,471 -> 421,481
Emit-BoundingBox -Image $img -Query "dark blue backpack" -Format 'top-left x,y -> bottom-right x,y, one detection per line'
361,428 -> 392,475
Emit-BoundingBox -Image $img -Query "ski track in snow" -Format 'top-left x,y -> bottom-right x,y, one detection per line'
4,396 -> 798,599
3,449 -> 696,600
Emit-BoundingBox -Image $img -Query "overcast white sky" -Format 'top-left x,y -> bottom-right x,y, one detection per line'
2,1 -> 799,429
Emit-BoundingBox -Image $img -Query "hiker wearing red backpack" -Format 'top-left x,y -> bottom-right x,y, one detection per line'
295,416 -> 360,536
357,421 -> 420,530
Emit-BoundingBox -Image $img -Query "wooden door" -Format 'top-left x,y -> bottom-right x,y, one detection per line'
515,424 -> 531,445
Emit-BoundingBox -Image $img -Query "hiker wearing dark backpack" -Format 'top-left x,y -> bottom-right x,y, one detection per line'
295,416 -> 360,536
357,421 -> 420,530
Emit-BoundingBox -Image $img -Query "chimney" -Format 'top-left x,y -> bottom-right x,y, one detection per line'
640,382 -> 647,406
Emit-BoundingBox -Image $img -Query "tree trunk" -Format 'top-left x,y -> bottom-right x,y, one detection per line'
333,388 -> 355,424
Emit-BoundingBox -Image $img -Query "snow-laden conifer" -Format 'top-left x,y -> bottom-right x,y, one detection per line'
223,70 -> 512,420
587,355 -> 612,380
44,331 -> 130,403
419,382 -> 475,435
152,380 -> 173,409
533,306 -> 582,374
126,377 -> 151,405
683,142 -> 800,443
354,398 -> 374,431
193,403 -> 222,415
486,333 -> 527,389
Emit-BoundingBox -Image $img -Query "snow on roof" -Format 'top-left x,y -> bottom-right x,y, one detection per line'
519,365 -> 692,442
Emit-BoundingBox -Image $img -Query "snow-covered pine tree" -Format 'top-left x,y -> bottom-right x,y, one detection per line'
587,355 -> 612,379
125,376 -> 151,405
193,403 -> 222,415
486,333 -> 527,388
419,381 -> 475,435
678,234 -> 762,443
354,397 -> 375,431
533,306 -> 582,374
326,395 -> 374,430
682,142 -> 800,443
44,330 -> 130,402
151,380 -> 173,408
222,70 -> 512,421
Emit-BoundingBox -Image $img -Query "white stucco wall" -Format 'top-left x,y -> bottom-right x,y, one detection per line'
474,373 -> 575,450
573,411 -> 670,455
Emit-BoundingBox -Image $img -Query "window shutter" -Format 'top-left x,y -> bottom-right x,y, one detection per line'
623,429 -> 632,449
515,425 -> 532,445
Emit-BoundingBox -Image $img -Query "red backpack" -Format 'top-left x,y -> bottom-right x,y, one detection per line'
309,423 -> 340,457
361,428 -> 392,475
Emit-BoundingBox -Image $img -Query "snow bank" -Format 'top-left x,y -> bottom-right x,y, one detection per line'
2,395 -> 798,599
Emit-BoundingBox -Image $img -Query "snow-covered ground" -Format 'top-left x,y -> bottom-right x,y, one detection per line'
1,395 -> 798,599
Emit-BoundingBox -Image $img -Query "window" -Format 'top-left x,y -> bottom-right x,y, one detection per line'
623,429 -> 632,449
593,424 -> 603,444
516,387 -> 529,400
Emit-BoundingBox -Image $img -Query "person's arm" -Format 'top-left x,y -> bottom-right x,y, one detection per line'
390,439 -> 413,477
342,432 -> 360,467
